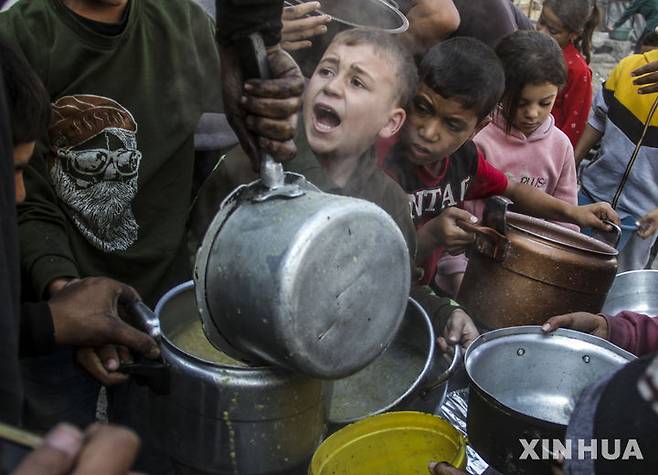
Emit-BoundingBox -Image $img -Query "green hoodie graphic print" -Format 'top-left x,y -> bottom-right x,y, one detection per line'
0,0 -> 223,306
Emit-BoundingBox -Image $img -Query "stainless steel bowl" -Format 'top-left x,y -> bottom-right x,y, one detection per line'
602,269 -> 658,317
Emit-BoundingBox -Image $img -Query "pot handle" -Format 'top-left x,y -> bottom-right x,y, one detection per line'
120,302 -> 170,395
125,301 -> 161,341
237,33 -> 304,202
119,361 -> 170,395
457,220 -> 510,262
421,343 -> 463,396
591,219 -> 622,248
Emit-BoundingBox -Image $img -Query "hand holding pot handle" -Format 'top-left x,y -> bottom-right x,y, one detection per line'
591,219 -> 622,248
239,33 -> 304,201
125,301 -> 161,341
455,220 -> 510,262
423,341 -> 462,394
238,33 -> 285,191
120,302 -> 169,394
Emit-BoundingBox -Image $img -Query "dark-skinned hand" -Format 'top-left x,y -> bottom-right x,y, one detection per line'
48,277 -> 158,358
220,43 -> 304,170
419,207 -> 478,256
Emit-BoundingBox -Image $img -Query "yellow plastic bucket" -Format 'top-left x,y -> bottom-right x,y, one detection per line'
309,411 -> 467,475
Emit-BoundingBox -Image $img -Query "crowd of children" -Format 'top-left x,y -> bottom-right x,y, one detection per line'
1,0 -> 658,473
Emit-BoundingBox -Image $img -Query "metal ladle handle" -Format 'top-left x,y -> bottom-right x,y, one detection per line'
237,33 -> 303,201
240,33 -> 284,190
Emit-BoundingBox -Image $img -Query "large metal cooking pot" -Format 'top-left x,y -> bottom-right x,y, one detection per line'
194,170 -> 411,379
602,269 -> 658,316
465,326 -> 636,475
288,0 -> 409,77
457,197 -> 619,329
194,33 -> 410,380
122,281 -> 327,475
326,298 -> 461,432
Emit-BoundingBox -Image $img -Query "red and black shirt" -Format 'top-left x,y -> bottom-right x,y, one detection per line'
381,137 -> 508,284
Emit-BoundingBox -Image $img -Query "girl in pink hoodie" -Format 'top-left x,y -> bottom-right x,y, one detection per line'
437,31 -> 579,296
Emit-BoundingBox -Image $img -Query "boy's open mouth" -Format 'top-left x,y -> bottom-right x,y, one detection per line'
313,103 -> 342,132
411,143 -> 432,158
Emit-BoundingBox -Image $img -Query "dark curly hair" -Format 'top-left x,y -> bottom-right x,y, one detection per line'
419,37 -> 505,121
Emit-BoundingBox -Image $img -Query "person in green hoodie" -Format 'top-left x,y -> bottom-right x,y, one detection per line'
0,0 -> 303,470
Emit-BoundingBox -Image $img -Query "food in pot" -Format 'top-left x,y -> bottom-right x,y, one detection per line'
329,343 -> 424,422
170,319 -> 248,367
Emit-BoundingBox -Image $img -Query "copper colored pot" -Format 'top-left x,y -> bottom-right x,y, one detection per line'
456,197 -> 618,329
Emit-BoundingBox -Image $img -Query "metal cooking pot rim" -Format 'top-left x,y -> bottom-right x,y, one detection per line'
465,325 -> 636,368
464,326 -> 635,422
506,213 -> 617,257
313,0 -> 409,34
155,280 -> 271,369
329,297 -> 436,424
601,269 -> 658,316
616,269 -> 658,277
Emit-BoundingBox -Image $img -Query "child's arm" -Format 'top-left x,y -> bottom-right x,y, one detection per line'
503,181 -> 619,231
574,124 -> 604,167
574,86 -> 608,166
553,144 -> 579,207
410,286 -> 479,351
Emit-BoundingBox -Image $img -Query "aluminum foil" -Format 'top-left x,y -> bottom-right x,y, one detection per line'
438,389 -> 489,475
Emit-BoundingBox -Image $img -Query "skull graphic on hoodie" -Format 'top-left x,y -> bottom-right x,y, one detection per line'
48,94 -> 142,253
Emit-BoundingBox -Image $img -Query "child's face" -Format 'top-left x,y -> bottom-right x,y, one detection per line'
536,5 -> 578,49
303,42 -> 405,161
640,44 -> 658,54
400,83 -> 480,166
13,141 -> 35,204
511,82 -> 559,136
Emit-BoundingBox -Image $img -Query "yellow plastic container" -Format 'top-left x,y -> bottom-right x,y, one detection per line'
309,412 -> 467,475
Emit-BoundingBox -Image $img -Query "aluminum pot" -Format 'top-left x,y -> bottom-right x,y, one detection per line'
602,269 -> 658,316
194,172 -> 411,379
288,0 -> 409,77
457,197 -> 619,329
122,281 -> 327,475
464,326 -> 635,475
326,297 -> 461,433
